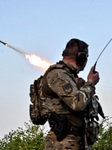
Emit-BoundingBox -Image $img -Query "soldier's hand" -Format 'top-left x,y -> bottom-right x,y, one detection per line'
87,66 -> 100,85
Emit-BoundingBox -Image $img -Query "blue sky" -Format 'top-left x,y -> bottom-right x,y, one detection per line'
0,1 -> 112,139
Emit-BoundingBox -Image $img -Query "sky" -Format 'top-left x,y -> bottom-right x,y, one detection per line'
0,0 -> 112,139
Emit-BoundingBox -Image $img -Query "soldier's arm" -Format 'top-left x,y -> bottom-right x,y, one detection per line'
46,69 -> 95,111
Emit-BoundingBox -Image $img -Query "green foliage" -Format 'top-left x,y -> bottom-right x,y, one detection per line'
1,117 -> 112,150
0,122 -> 45,150
93,117 -> 112,150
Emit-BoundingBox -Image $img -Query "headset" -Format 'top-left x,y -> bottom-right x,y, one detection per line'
62,39 -> 88,66
76,39 -> 88,66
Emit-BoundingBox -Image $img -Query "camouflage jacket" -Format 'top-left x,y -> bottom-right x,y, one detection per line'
40,61 -> 95,128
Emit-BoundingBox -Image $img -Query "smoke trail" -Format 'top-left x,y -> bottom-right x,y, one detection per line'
6,44 -> 26,55
0,40 -> 51,70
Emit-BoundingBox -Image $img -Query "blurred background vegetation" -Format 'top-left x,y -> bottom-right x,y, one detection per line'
0,117 -> 112,150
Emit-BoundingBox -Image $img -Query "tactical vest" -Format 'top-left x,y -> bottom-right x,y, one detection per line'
30,61 -> 76,125
30,61 -> 105,145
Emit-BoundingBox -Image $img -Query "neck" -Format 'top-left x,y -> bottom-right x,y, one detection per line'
62,58 -> 85,71
63,58 -> 77,68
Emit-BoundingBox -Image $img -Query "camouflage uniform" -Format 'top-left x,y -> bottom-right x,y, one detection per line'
41,61 -> 95,150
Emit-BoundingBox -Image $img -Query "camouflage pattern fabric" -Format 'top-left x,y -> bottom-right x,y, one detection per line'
44,65 -> 95,112
41,62 -> 96,149
45,131 -> 88,150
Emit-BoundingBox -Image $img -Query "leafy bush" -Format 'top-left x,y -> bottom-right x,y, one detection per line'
93,117 -> 112,150
0,122 -> 45,150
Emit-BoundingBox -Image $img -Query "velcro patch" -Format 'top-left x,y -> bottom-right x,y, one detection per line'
62,83 -> 72,94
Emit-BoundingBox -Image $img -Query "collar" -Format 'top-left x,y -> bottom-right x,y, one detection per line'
64,62 -> 79,74
57,61 -> 79,76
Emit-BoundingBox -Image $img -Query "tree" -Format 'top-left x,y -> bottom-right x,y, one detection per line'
1,118 -> 112,150
93,117 -> 112,150
0,122 -> 45,150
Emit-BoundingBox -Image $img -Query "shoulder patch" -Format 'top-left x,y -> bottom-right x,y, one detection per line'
62,83 -> 73,94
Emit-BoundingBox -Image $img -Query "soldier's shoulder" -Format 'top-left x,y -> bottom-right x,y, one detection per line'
44,64 -> 68,82
46,63 -> 66,75
47,67 -> 66,78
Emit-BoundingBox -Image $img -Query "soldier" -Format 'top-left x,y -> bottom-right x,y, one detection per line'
39,39 -> 102,150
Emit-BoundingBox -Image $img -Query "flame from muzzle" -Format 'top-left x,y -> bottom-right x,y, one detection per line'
0,40 -> 51,70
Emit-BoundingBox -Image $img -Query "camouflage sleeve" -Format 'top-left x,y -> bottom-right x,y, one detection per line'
46,69 -> 95,111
